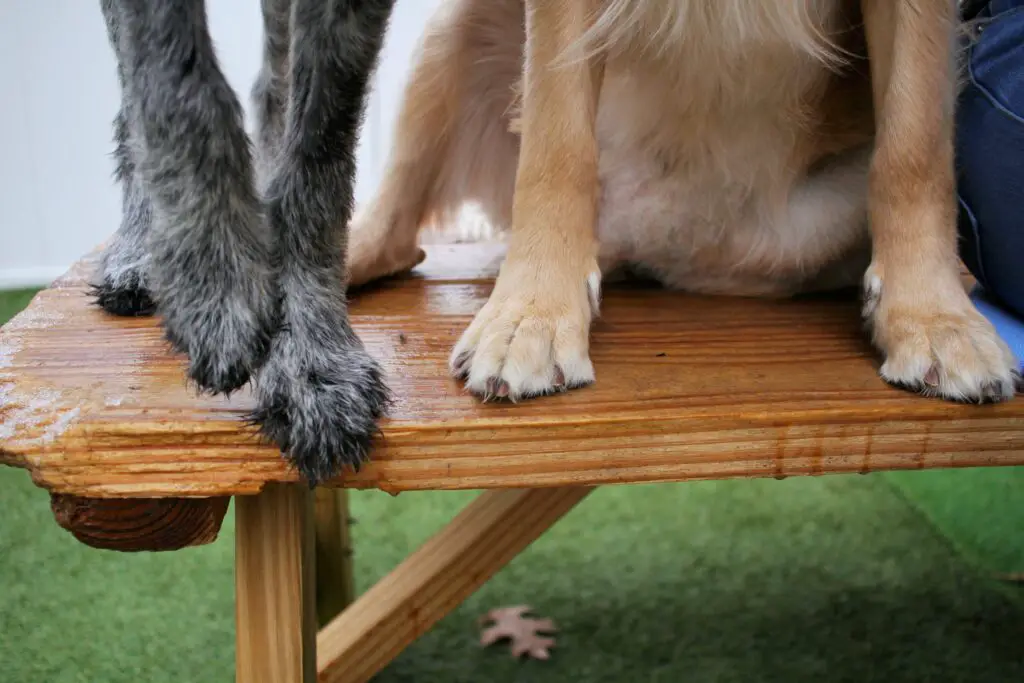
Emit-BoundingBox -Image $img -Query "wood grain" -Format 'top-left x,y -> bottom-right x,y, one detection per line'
2,243 -> 1022,498
314,488 -> 356,627
316,487 -> 592,683
49,494 -> 230,551
236,483 -> 317,683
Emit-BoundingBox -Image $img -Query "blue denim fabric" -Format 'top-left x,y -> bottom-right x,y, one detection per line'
956,0 -> 1024,319
971,287 -> 1024,369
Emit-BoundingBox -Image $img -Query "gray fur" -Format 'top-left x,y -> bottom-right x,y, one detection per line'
94,1 -> 155,316
93,0 -> 396,483
249,0 -> 394,483
251,0 -> 291,184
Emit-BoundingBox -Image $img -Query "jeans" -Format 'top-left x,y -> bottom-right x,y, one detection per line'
957,0 -> 1024,319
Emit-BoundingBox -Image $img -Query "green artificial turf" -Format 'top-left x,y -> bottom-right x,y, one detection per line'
1,289 -> 1022,682
883,468 -> 1024,577
0,289 -> 41,323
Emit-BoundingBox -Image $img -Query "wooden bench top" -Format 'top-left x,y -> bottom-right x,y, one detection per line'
2,243 -> 1023,499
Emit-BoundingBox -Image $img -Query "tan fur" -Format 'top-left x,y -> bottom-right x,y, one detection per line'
350,0 -> 1019,402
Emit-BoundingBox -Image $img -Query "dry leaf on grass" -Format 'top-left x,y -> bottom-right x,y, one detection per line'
479,605 -> 557,660
995,572 -> 1024,583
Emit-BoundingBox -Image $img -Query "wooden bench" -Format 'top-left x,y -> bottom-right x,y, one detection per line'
2,243 -> 1022,682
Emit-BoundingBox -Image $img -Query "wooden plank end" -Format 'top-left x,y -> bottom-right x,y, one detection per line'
49,494 -> 231,551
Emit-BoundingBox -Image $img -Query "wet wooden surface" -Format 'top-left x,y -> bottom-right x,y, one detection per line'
1,243 -> 1022,499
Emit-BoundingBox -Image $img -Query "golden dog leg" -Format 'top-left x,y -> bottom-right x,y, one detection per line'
861,0 -> 1018,401
344,30 -> 449,287
347,0 -> 526,288
449,0 -> 606,400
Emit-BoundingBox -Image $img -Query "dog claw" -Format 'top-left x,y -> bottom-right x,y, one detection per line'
452,351 -> 472,379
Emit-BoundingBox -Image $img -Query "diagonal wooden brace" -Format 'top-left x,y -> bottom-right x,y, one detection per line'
316,486 -> 593,683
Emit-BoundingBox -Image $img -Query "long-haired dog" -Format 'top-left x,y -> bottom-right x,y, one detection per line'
349,0 -> 1020,404
94,0 -> 396,484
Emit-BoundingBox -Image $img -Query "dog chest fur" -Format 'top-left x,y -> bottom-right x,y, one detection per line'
587,0 -> 872,294
582,0 -> 848,63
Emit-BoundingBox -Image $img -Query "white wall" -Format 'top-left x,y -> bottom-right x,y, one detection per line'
0,0 -> 440,287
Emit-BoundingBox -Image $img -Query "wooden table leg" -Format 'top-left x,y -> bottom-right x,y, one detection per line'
315,488 -> 356,627
236,483 -> 317,683
317,486 -> 593,683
